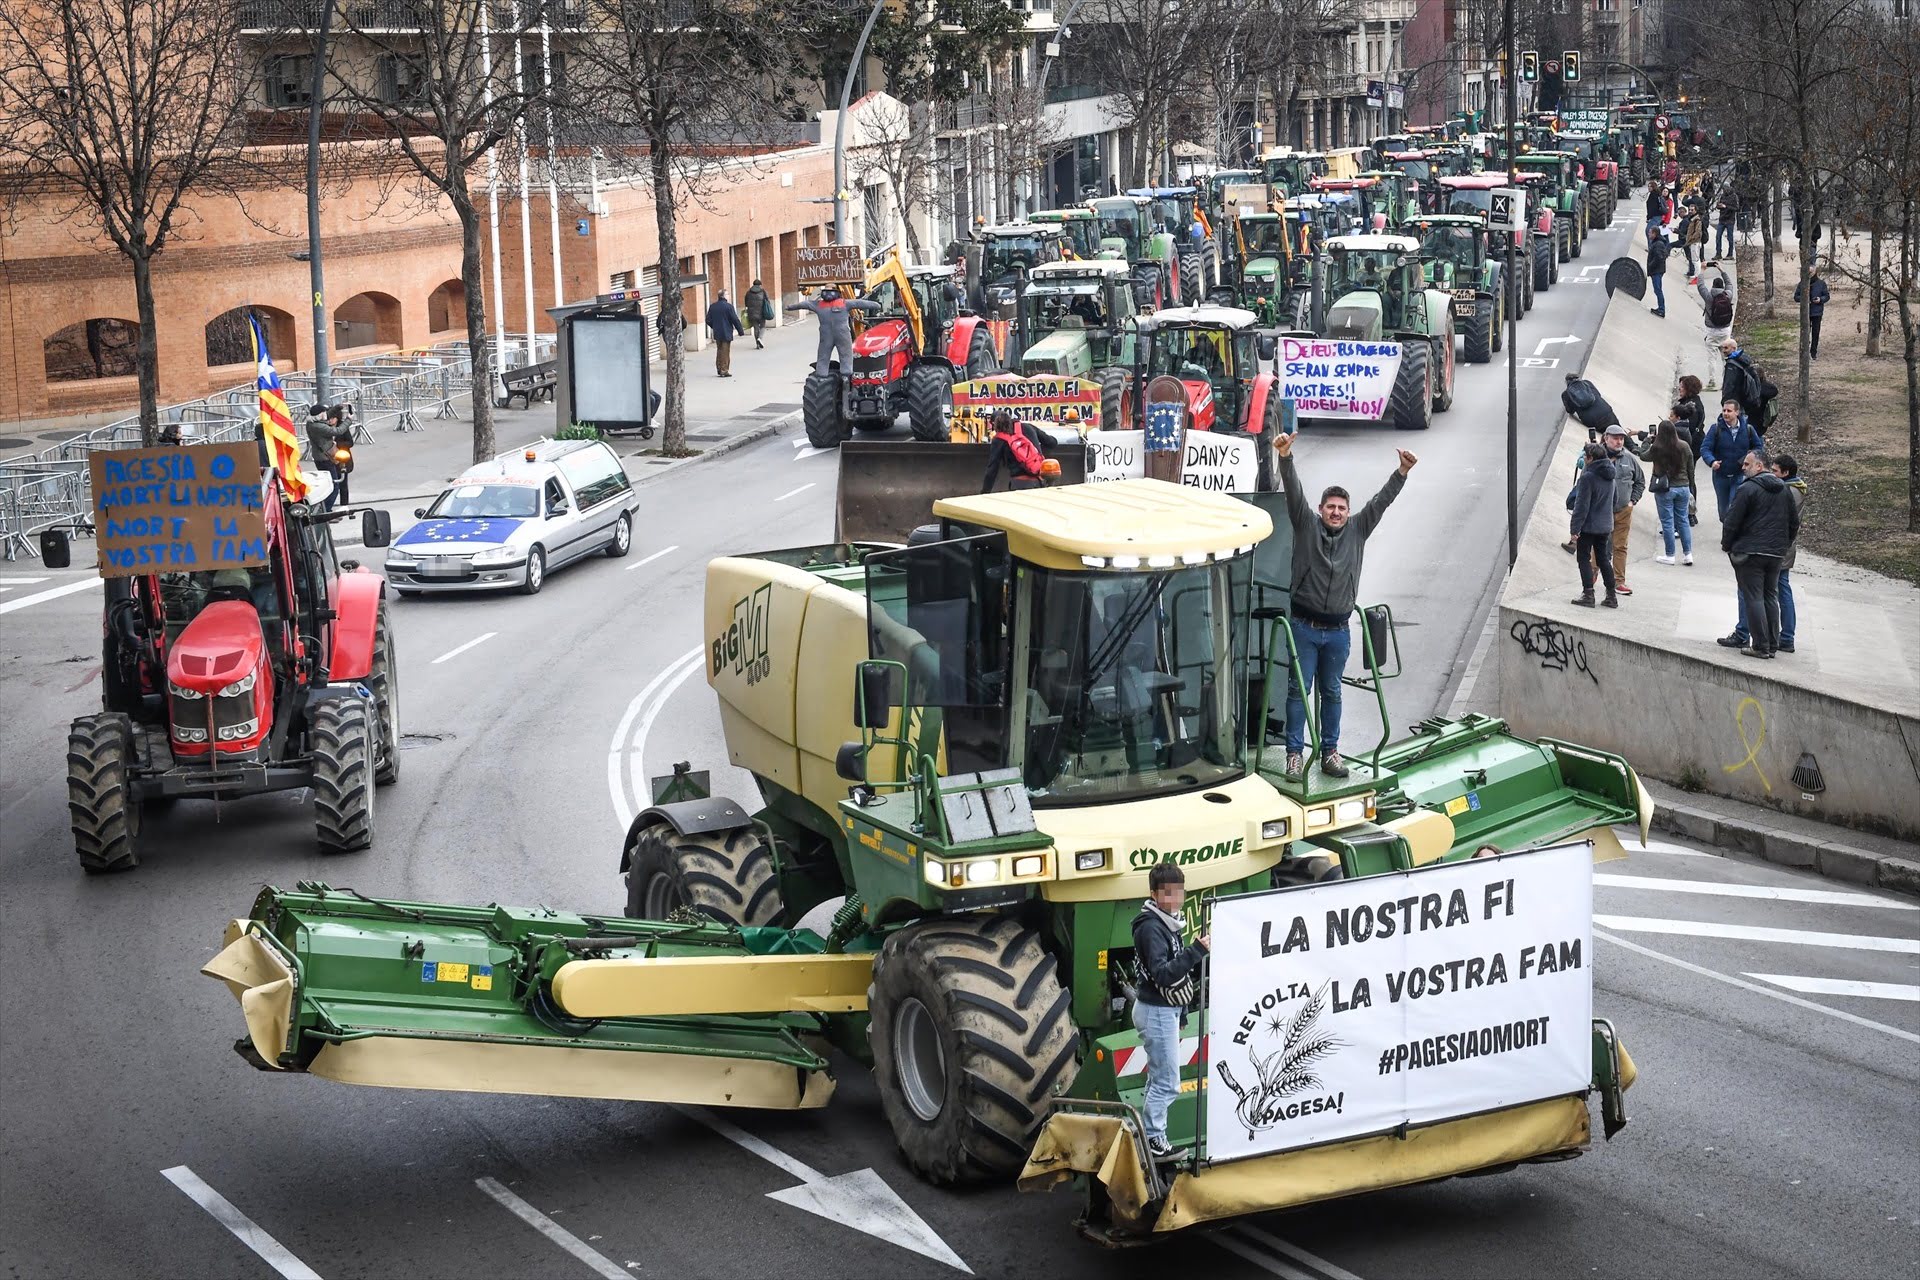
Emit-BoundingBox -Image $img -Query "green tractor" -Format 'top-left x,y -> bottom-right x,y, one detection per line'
1261,148 -> 1327,197
1087,194 -> 1182,310
1554,133 -> 1619,226
1355,170 -> 1424,229
1512,152 -> 1590,261
969,222 -> 1068,312
1129,185 -> 1220,298
1289,233 -> 1457,431
1202,167 -> 1260,224
1010,258 -> 1138,378
1405,213 -> 1508,364
1029,206 -> 1102,261
1222,209 -> 1315,330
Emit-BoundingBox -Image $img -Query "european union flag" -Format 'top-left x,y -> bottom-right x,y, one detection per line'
394,518 -> 523,548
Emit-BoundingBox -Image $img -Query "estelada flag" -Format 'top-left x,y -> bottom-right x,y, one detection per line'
249,313 -> 307,500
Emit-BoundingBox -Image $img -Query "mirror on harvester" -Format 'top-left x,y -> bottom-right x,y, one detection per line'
854,660 -> 896,729
1364,604 -> 1392,667
361,509 -> 392,548
39,529 -> 71,569
835,741 -> 866,783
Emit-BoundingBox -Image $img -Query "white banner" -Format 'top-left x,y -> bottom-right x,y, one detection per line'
1085,430 -> 1259,492
1279,338 -> 1403,420
1203,844 -> 1594,1163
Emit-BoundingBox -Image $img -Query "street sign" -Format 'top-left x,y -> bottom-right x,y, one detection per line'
794,245 -> 867,287
1545,59 -> 1560,74
1655,114 -> 1669,129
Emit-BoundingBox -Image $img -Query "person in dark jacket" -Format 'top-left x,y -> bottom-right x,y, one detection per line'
1718,337 -> 1767,432
1645,224 -> 1672,317
1672,373 -> 1707,507
1601,424 -> 1647,593
705,291 -> 745,377
1715,190 -> 1738,257
1130,863 -> 1210,1160
1793,265 -> 1831,359
1700,398 -> 1763,518
1716,449 -> 1799,658
1561,374 -> 1620,432
979,410 -> 1053,492
1273,432 -> 1415,782
1569,441 -> 1618,607
742,279 -> 772,348
1722,454 -> 1808,653
1645,181 -> 1669,234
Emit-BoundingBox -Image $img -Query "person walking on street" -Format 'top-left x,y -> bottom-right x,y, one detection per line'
1130,863 -> 1209,1161
1569,442 -> 1619,608
1716,449 -> 1799,659
1637,420 -> 1695,565
1698,275 -> 1735,369
705,290 -> 745,377
1720,454 -> 1807,653
1794,266 -> 1831,359
1273,432 -> 1415,782
1701,398 -> 1763,518
1645,224 -> 1672,317
1601,424 -> 1646,593
785,286 -> 883,376
742,279 -> 772,349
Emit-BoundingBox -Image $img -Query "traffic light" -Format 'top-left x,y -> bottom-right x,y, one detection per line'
1564,50 -> 1581,82
1521,50 -> 1539,82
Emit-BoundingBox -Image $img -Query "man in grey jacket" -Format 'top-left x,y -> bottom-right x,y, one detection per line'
784,286 -> 882,375
1273,433 -> 1416,781
1600,424 -> 1647,595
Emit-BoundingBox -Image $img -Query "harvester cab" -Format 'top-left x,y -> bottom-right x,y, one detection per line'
1126,185 -> 1218,300
1029,207 -> 1102,261
1013,258 -> 1137,378
1406,213 -> 1509,363
1512,152 -> 1589,260
1087,195 -> 1180,311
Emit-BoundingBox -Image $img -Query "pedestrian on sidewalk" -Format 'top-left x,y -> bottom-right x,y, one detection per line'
705,291 -> 745,378
1561,373 -> 1620,432
1569,442 -> 1619,608
1717,449 -> 1798,659
1718,338 -> 1771,434
742,279 -> 772,349
1602,424 -> 1646,593
1273,432 -> 1416,782
1645,224 -> 1672,317
1129,863 -> 1209,1161
1701,398 -> 1762,518
1637,419 -> 1695,565
1721,454 -> 1807,654
1672,374 -> 1707,506
1679,189 -> 1708,282
1645,180 -> 1670,236
1793,266 -> 1831,359
1715,189 -> 1738,258
1698,275 -> 1735,369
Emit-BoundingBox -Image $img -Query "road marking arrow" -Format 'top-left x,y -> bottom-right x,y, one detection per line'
1579,264 -> 1609,275
1533,334 -> 1582,356
681,1106 -> 971,1273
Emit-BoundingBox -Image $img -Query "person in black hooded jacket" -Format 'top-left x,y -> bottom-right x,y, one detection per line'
1719,448 -> 1799,658
1130,863 -> 1209,1159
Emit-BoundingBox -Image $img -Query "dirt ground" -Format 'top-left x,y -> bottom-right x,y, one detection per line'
1730,231 -> 1919,585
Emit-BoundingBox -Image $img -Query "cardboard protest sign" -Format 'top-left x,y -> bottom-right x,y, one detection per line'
1204,843 -> 1594,1162
1279,338 -> 1403,419
88,443 -> 269,578
794,245 -> 868,287
952,374 -> 1101,430
1086,431 -> 1258,492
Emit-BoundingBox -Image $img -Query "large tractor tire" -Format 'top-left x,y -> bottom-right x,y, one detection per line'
1571,215 -> 1585,259
371,602 -> 399,786
1463,299 -> 1494,364
623,823 -> 781,927
312,696 -> 375,854
1099,366 -> 1129,432
905,364 -> 955,442
1534,238 -> 1555,292
965,327 -> 1000,379
1557,220 -> 1572,263
68,712 -> 140,874
1433,326 -> 1456,413
869,916 -> 1076,1186
802,371 -> 844,450
1389,341 -> 1432,431
1255,385 -> 1285,492
1179,254 -> 1202,307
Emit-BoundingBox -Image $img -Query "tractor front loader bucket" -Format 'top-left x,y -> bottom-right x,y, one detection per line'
205,883 -> 873,1110
834,440 -> 1087,543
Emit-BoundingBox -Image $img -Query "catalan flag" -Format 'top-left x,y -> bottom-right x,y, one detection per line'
249,313 -> 307,500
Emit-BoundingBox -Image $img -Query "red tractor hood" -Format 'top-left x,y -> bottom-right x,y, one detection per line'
853,318 -> 913,356
1180,378 -> 1218,431
168,601 -> 267,694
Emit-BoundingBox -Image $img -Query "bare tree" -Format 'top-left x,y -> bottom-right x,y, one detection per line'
985,62 -> 1063,221
1076,0 -> 1226,188
0,0 -> 265,443
849,97 -> 943,260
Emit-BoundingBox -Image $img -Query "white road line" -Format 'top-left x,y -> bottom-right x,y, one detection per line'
1594,874 -> 1918,910
1745,974 -> 1920,1002
1596,929 -> 1920,1046
475,1178 -> 629,1280
1235,1225 -> 1366,1280
604,644 -> 704,828
624,543 -> 680,571
0,576 -> 101,615
0,575 -> 48,584
794,446 -> 834,461
774,482 -> 815,502
1592,915 -> 1920,954
1214,1230 -> 1319,1279
162,1166 -> 323,1280
430,631 -> 498,665
626,650 -> 705,824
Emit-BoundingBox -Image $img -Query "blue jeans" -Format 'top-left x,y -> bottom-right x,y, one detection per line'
1131,999 -> 1182,1144
1654,486 -> 1693,556
1284,617 -> 1350,756
1715,222 -> 1735,257
1649,272 -> 1666,311
1734,567 -> 1795,644
1711,469 -> 1740,518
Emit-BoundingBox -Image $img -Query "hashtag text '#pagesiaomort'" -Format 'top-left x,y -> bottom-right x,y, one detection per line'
1378,1016 -> 1552,1075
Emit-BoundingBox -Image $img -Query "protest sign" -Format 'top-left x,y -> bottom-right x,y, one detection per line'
88,443 -> 268,578
1203,843 -> 1594,1162
1086,430 -> 1258,492
952,374 -> 1101,430
794,245 -> 868,286
1279,338 -> 1403,419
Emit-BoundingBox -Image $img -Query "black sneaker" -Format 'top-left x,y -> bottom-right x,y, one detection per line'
1716,633 -> 1748,648
1146,1136 -> 1177,1161
1320,752 -> 1350,779
1777,641 -> 1795,653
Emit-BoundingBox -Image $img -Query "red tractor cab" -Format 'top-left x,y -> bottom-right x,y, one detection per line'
1438,172 -> 1557,300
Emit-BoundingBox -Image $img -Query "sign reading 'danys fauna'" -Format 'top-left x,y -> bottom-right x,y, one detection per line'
1279,338 -> 1404,419
1203,842 -> 1594,1162
87,443 -> 268,578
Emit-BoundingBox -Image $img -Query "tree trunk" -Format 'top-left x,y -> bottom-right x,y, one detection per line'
1759,176 -> 1778,317
130,251 -> 161,446
1902,199 -> 1919,533
1867,210 -> 1884,358
1794,192 -> 1815,443
651,143 -> 689,457
454,194 -> 495,463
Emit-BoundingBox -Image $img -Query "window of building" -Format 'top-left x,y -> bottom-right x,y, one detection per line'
266,55 -> 312,108
610,270 -> 635,291
379,54 -> 428,107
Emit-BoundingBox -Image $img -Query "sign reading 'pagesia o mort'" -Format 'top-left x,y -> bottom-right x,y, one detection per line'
87,443 -> 268,578
1279,338 -> 1403,420
1203,843 -> 1594,1163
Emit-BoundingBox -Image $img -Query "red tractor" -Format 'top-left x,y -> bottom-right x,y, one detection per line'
47,457 -> 399,872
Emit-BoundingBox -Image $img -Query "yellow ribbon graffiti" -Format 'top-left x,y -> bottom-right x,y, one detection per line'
1721,696 -> 1772,794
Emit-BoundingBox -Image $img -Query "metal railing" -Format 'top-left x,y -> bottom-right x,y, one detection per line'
0,334 -> 552,561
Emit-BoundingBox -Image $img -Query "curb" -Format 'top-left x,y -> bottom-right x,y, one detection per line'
1648,791 -> 1920,901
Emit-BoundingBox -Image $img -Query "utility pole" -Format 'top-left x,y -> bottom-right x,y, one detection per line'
305,0 -> 337,407
1505,0 -> 1519,568
833,0 -> 889,246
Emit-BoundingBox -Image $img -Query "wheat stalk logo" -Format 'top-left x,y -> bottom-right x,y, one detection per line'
1218,980 -> 1343,1141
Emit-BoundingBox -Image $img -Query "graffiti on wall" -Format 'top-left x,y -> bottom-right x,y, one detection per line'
1721,695 -> 1773,793
1509,618 -> 1599,686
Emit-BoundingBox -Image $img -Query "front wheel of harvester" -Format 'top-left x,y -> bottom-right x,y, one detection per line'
1534,238 -> 1555,292
371,601 -> 400,785
1464,299 -> 1494,363
906,364 -> 955,442
312,697 -> 375,855
68,712 -> 140,874
869,917 -> 1077,1185
1389,341 -> 1432,431
623,823 -> 782,926
802,371 -> 844,449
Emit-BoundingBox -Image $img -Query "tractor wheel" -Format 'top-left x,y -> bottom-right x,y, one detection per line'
371,602 -> 399,786
1290,291 -> 1312,330
68,712 -> 140,874
1179,254 -> 1201,307
869,916 -> 1076,1186
1521,255 -> 1535,312
1557,221 -> 1571,263
1534,238 -> 1555,292
1256,384 -> 1285,492
1389,341 -> 1432,431
1463,299 -> 1494,364
623,823 -> 782,927
1099,366 -> 1129,432
965,327 -> 1000,379
311,697 -> 375,855
906,364 -> 955,442
1571,216 -> 1585,259
802,371 -> 844,450
1433,326 -> 1455,413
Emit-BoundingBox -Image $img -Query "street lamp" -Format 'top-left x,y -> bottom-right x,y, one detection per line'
833,0 -> 889,247
305,0 -> 337,405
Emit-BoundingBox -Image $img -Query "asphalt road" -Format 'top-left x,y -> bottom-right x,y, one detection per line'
6,203 -> 1916,1280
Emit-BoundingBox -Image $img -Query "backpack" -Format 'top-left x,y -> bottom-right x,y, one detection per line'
995,425 -> 1045,477
1707,290 -> 1734,328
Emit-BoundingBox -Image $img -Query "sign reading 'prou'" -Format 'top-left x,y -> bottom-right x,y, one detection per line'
87,443 -> 268,578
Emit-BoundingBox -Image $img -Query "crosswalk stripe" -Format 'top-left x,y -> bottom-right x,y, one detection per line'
1593,915 -> 1920,955
1744,974 -> 1920,1002
1595,874 -> 1917,910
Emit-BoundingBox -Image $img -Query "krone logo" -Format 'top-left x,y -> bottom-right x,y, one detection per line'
1127,836 -> 1245,870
